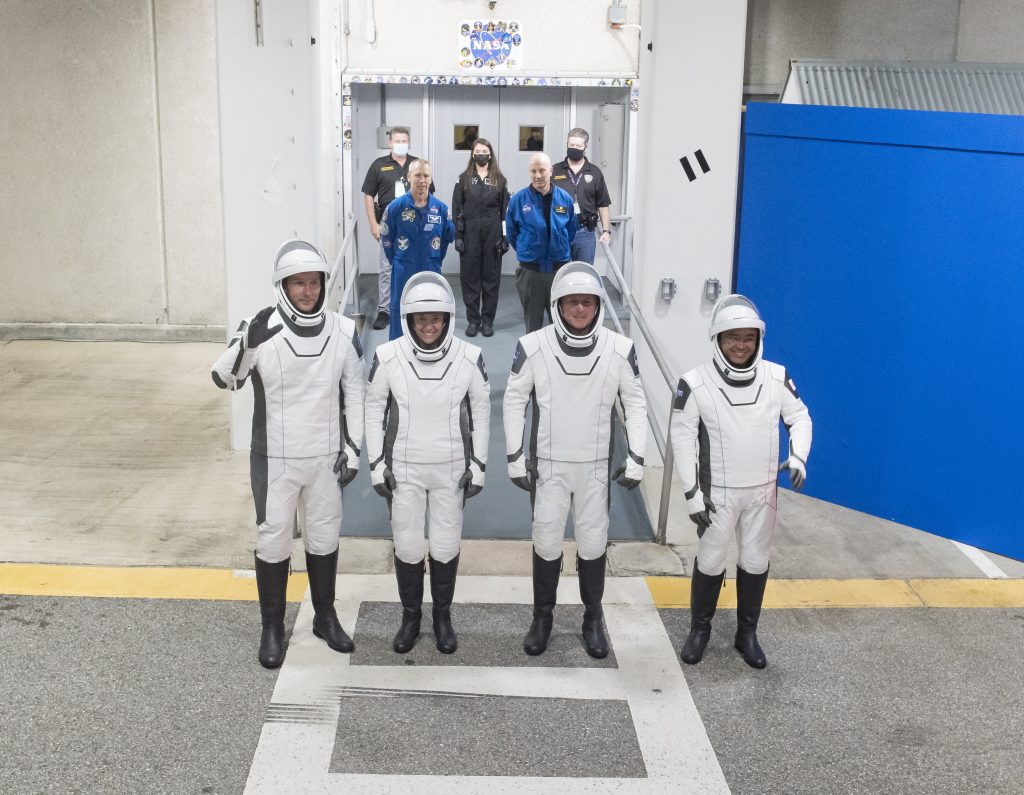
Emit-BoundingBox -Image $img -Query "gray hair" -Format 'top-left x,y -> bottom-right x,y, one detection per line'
567,127 -> 590,146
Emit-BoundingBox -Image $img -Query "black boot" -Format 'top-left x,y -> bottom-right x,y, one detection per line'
254,553 -> 290,669
734,565 -> 769,669
306,549 -> 354,653
577,553 -> 609,659
524,550 -> 562,656
429,554 -> 460,654
393,557 -> 424,653
680,559 -> 725,665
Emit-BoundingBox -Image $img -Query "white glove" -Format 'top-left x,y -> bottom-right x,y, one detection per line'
781,457 -> 806,491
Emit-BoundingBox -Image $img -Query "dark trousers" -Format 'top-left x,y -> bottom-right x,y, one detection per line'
515,266 -> 556,333
460,217 -> 502,326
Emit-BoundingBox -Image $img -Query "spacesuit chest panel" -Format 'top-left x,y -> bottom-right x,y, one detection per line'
533,331 -> 618,462
389,341 -> 473,463
700,363 -> 781,487
257,316 -> 341,458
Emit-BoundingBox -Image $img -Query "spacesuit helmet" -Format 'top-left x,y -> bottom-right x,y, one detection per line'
273,239 -> 330,327
709,294 -> 765,378
400,271 -> 456,362
550,261 -> 607,348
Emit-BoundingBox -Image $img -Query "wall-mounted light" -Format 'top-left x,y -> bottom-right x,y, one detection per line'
660,277 -> 677,302
704,277 -> 722,303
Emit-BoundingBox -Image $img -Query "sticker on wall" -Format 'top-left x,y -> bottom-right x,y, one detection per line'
459,20 -> 522,71
679,149 -> 711,183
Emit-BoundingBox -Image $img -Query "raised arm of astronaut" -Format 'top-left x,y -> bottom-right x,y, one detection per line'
337,327 -> 367,481
210,306 -> 281,391
780,369 -> 813,489
616,343 -> 648,485
363,351 -> 392,492
502,340 -> 535,483
463,352 -> 492,492
669,375 -> 706,516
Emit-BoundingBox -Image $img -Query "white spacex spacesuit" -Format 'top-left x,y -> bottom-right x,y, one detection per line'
365,271 -> 490,654
211,239 -> 365,667
671,294 -> 812,669
504,261 -> 647,658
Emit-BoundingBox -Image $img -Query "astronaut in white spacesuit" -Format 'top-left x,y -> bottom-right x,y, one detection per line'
503,261 -> 647,659
365,272 -> 490,655
211,240 -> 365,669
671,294 -> 812,669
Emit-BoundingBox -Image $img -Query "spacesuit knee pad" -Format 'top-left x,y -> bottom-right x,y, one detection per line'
428,537 -> 461,565
532,532 -> 564,562
256,528 -> 293,565
736,553 -> 770,576
695,543 -> 728,578
575,536 -> 608,562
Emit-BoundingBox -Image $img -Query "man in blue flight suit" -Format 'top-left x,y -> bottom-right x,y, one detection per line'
506,152 -> 579,332
380,159 -> 456,340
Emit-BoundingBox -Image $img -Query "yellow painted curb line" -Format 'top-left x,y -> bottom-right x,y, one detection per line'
0,564 -> 309,603
646,576 -> 1024,609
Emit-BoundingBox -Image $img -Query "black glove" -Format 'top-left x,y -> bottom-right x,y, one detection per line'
458,469 -> 483,499
454,238 -> 466,255
373,469 -> 397,499
612,465 -> 641,491
495,236 -> 510,256
333,450 -> 358,488
246,306 -> 282,349
689,501 -> 716,539
511,475 -> 532,492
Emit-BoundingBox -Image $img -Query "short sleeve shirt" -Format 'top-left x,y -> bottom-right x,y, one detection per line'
551,158 -> 612,216
361,154 -> 420,221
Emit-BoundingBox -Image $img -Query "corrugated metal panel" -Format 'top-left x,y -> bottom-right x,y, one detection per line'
785,60 -> 1024,115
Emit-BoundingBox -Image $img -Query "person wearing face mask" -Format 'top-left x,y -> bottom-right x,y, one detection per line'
551,128 -> 613,265
362,126 -> 434,332
365,272 -> 491,655
670,295 -> 812,670
503,262 -> 647,659
451,138 -> 511,338
211,240 -> 366,669
505,152 -> 579,332
379,159 -> 455,340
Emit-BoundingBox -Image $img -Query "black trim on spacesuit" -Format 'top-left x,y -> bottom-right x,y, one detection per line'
684,467 -> 701,499
783,369 -> 801,400
339,381 -> 359,453
554,332 -> 598,357
511,342 -> 527,375
697,419 -> 712,496
408,360 -> 453,381
383,394 -> 399,469
350,328 -> 363,359
250,450 -> 269,526
713,359 -> 756,388
283,336 -> 331,358
459,395 -> 473,467
507,447 -> 524,463
554,355 -> 600,376
626,346 -> 640,377
368,353 -> 380,382
278,306 -> 325,337
230,334 -> 247,376
716,384 -> 764,407
673,378 -> 691,411
212,372 -> 228,389
251,369 -> 268,456
477,354 -> 488,382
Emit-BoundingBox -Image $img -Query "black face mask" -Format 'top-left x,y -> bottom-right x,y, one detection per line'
473,153 -> 490,166
566,147 -> 585,162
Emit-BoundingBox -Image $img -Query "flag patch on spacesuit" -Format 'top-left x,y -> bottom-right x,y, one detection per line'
673,378 -> 691,410
627,346 -> 640,377
397,236 -> 410,250
784,371 -> 801,399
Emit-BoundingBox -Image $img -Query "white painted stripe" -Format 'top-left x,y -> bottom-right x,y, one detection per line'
951,540 -> 1009,579
246,576 -> 727,794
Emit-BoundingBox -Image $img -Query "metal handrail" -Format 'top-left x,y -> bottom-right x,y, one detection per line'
599,231 -> 677,546
330,213 -> 361,314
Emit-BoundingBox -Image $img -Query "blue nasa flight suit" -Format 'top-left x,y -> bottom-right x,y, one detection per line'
380,192 -> 456,339
505,185 -> 578,272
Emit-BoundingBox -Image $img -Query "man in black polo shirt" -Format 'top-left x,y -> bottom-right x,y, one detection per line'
362,126 -> 422,331
551,127 -> 613,265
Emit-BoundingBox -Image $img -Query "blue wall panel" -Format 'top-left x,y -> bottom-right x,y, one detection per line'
737,103 -> 1024,562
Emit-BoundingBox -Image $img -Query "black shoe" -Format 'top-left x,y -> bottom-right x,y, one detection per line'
306,549 -> 354,653
254,554 -> 290,669
523,550 -> 562,656
481,323 -> 494,337
393,557 -> 424,653
577,553 -> 609,659
372,311 -> 389,330
680,560 -> 725,665
429,554 -> 460,654
466,322 -> 479,337
734,565 -> 769,669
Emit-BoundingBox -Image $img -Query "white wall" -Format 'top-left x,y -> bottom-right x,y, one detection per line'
0,0 -> 223,335
343,0 -> 642,77
631,0 -> 749,459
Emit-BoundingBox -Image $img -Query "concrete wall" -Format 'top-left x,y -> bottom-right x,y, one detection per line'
342,0 -> 642,77
0,0 -> 223,333
744,0 -> 1024,94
